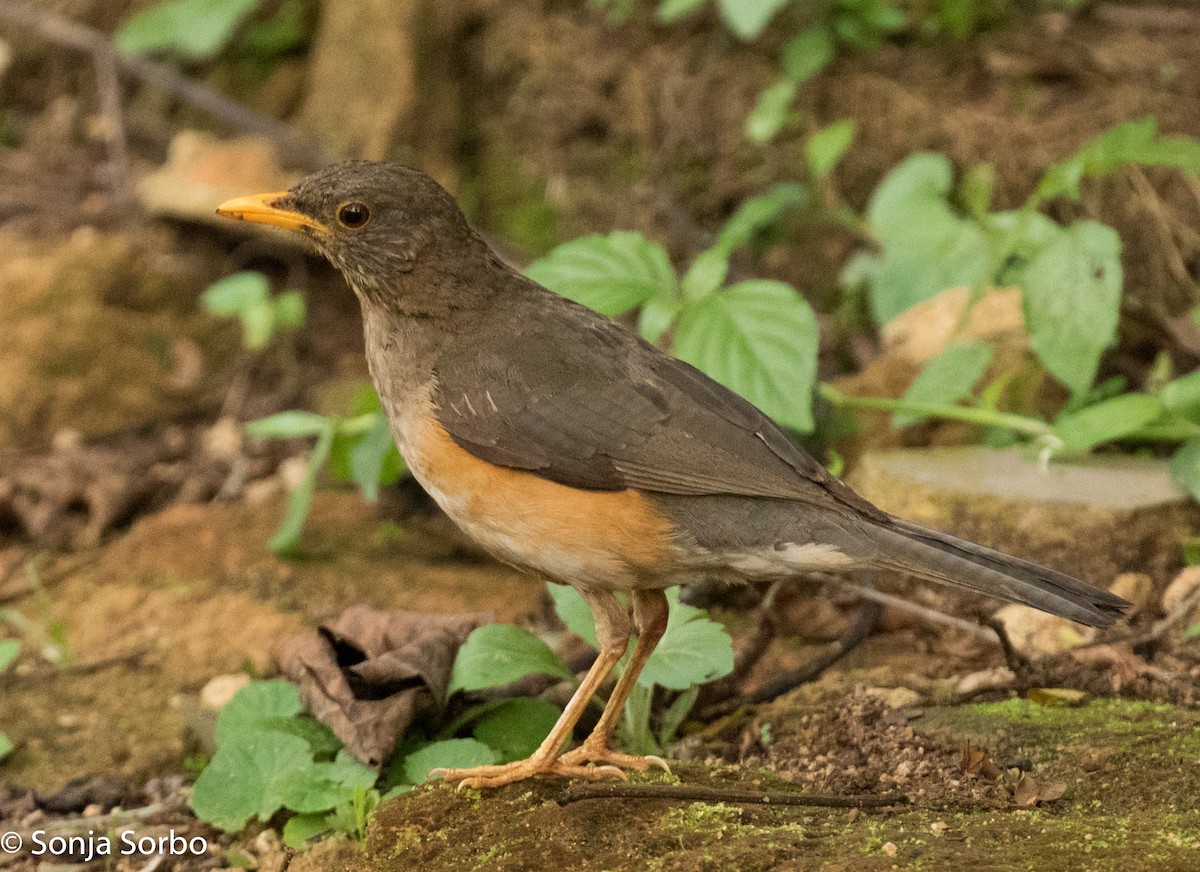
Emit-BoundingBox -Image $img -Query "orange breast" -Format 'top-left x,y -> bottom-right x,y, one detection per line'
404,418 -> 681,589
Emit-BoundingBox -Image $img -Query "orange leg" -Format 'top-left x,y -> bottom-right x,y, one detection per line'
559,588 -> 672,773
433,587 -> 631,789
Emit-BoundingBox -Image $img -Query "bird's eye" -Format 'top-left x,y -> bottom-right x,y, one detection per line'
336,201 -> 371,229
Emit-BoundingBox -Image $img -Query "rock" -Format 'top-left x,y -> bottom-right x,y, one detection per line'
1162,566 -> 1200,614
864,686 -> 922,709
199,673 -> 252,711
848,448 -> 1198,618
993,603 -> 1092,657
1108,572 -> 1154,618
137,131 -> 301,227
955,666 -> 1016,696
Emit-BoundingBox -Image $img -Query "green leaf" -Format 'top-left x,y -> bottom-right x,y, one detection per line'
959,163 -> 995,221
246,410 -> 331,439
282,812 -> 333,849
276,753 -> 376,814
448,624 -> 573,695
215,680 -> 303,747
637,589 -> 733,689
658,685 -> 699,746
471,698 -> 561,763
745,78 -> 798,144
269,419 -> 337,555
0,731 -> 11,762
1035,118 -> 1200,204
241,298 -> 277,350
782,27 -> 835,83
1171,437 -> 1200,502
547,584 -> 599,648
894,342 -> 993,428
638,295 -> 682,345
657,0 -> 707,22
865,153 -> 991,324
258,716 -> 343,759
1022,221 -> 1122,396
674,280 -> 819,432
117,0 -> 263,61
717,0 -> 789,39
0,639 -> 18,673
348,412 -> 404,501
201,271 -> 269,316
190,732 -> 312,831
805,119 -> 856,179
1052,394 -> 1163,455
402,739 -> 495,784
273,290 -> 307,330
681,184 -> 808,299
526,232 -> 676,316
1160,371 -> 1200,425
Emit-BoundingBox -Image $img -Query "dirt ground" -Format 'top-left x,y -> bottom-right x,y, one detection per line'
2,1 -> 1200,871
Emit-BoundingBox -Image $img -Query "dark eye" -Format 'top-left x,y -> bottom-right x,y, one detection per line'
337,201 -> 371,229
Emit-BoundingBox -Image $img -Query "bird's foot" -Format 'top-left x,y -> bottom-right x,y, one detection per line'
431,755 -> 626,790
558,740 -> 672,775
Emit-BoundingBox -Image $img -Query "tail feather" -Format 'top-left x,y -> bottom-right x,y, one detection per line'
863,517 -> 1129,628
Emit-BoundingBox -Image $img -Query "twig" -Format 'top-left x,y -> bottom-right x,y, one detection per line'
0,1 -> 324,169
277,847 -> 297,872
555,782 -> 905,808
825,575 -> 1001,644
985,615 -> 1031,685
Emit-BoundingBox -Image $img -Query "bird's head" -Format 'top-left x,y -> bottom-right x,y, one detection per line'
217,161 -> 494,312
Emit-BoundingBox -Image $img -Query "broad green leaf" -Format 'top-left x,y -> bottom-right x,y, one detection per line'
782,27 -> 835,83
190,732 -> 312,831
526,232 -> 676,316
894,341 -> 994,428
638,295 -> 682,344
865,154 -> 991,323
471,698 -> 561,763
681,183 -> 808,298
805,119 -> 856,179
745,78 -> 798,144
348,411 -> 404,501
240,0 -> 308,58
1051,394 -> 1162,455
1160,370 -> 1200,424
402,739 -> 495,784
1023,221 -> 1122,396
276,753 -> 376,814
547,584 -> 599,648
658,685 -> 699,746
448,624 -> 573,695
674,280 -> 819,432
657,0 -> 706,22
0,639 -> 18,672
282,812 -> 333,849
259,716 -> 343,759
717,0 -> 789,39
241,298 -> 276,350
117,0 -> 263,60
0,731 -> 10,762
269,419 -> 337,555
201,271 -> 268,316
636,589 -> 733,689
959,163 -> 995,221
246,410 -> 330,439
1171,437 -> 1200,501
1035,118 -> 1200,204
272,290 -> 307,330
215,680 -> 303,747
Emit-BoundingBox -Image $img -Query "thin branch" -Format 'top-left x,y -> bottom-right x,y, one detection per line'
825,576 -> 1001,644
0,1 -> 324,169
555,782 -> 906,808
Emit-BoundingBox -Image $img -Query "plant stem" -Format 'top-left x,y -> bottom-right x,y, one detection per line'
818,383 -> 1052,437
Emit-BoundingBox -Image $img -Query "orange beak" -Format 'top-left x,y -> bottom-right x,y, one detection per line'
215,191 -> 329,234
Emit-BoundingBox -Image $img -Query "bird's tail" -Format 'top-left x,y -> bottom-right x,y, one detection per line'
861,517 -> 1129,628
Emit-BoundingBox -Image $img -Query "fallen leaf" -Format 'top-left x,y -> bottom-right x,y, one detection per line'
1026,687 -> 1089,707
1013,771 -> 1068,807
959,744 -> 1001,780
279,605 -> 488,767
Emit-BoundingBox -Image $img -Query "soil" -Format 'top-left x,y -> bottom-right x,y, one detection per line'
1,2 -> 1200,871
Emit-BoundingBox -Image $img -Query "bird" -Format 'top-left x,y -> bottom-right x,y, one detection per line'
216,161 -> 1129,789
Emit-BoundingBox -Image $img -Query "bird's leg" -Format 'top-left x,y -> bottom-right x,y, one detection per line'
559,588 -> 671,773
432,587 -> 631,789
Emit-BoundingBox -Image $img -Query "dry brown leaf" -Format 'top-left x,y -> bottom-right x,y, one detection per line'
280,605 -> 488,767
959,744 -> 1001,780
1013,771 -> 1068,807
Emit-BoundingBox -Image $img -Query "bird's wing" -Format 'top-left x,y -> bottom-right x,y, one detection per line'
432,297 -> 885,520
